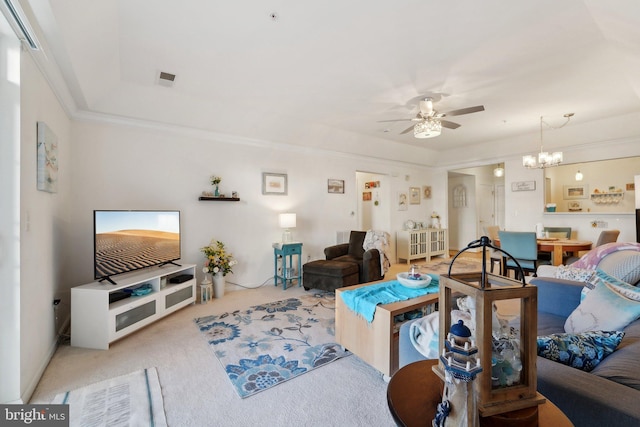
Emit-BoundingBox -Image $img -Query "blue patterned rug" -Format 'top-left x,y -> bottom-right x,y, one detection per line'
194,292 -> 349,398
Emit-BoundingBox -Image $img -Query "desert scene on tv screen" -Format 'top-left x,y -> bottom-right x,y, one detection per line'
95,229 -> 180,278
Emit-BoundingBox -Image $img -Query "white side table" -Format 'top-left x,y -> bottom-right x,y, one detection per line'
200,278 -> 213,304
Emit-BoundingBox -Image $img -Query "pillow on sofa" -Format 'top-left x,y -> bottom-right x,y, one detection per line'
565,279 -> 640,333
580,269 -> 639,301
537,331 -> 625,372
591,269 -> 640,301
597,250 -> 640,286
554,265 -> 596,282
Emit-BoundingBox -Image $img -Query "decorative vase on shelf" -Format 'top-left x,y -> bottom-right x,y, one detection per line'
212,272 -> 225,298
214,185 -> 220,197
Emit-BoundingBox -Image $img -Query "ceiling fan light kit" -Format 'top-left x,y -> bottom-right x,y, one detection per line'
414,119 -> 442,138
522,114 -> 573,169
381,97 -> 484,139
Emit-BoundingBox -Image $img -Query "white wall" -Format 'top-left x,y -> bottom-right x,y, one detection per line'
19,51 -> 71,401
65,120 -> 438,292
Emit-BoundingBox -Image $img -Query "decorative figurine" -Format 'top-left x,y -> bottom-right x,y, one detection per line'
433,319 -> 482,427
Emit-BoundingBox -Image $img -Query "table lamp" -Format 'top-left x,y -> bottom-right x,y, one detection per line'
279,213 -> 296,243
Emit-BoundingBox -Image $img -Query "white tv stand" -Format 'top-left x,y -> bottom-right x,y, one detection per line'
71,263 -> 196,350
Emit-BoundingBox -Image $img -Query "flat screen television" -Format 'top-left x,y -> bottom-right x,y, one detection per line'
94,210 -> 181,284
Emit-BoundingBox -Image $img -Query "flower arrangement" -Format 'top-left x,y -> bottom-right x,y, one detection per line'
210,176 -> 222,186
201,239 -> 237,276
431,211 -> 440,219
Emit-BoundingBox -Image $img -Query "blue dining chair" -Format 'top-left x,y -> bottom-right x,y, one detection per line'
498,231 -> 551,280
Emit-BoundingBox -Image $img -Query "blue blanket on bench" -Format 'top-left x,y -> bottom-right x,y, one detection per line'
339,274 -> 439,322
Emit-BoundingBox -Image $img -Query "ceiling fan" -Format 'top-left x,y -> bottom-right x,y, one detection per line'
380,98 -> 485,138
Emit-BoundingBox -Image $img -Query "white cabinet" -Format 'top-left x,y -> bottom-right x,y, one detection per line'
71,264 -> 196,349
396,229 -> 449,264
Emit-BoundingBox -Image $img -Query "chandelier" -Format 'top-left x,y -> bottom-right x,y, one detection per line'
414,118 -> 442,138
522,114 -> 573,168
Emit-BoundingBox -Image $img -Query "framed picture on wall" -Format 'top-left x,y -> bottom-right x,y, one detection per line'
37,121 -> 59,193
363,191 -> 372,201
328,179 -> 344,193
397,192 -> 408,211
563,184 -> 588,199
423,185 -> 432,199
410,187 -> 420,204
262,172 -> 288,195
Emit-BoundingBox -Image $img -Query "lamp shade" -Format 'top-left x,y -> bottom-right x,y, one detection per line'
279,213 -> 296,229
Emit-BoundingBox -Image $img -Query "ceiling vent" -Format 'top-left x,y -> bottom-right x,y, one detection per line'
158,71 -> 176,87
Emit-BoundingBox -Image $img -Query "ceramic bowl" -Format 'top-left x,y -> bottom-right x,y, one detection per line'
397,272 -> 432,289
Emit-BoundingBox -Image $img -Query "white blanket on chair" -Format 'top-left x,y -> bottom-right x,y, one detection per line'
409,312 -> 440,359
409,309 -> 475,359
363,230 -> 391,276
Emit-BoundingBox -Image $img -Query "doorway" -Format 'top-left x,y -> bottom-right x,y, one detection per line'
356,171 -> 390,233
447,165 -> 505,251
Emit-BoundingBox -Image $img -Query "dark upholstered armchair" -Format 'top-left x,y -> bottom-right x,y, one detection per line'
324,230 -> 384,283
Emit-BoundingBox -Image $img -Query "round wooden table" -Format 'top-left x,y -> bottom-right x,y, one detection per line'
536,239 -> 592,266
387,360 -> 573,427
495,238 -> 592,266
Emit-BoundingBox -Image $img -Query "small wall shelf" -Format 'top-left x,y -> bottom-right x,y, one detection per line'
198,196 -> 240,202
590,193 -> 624,204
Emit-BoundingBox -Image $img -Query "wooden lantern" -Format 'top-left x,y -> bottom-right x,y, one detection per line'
435,237 -> 546,418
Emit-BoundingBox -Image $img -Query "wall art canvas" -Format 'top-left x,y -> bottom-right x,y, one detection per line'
397,192 -> 408,211
410,187 -> 420,204
423,185 -> 432,199
328,179 -> 344,194
563,184 -> 588,199
37,121 -> 58,193
262,172 -> 287,195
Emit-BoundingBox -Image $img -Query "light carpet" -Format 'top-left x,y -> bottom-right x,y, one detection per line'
194,291 -> 349,398
51,367 -> 166,427
31,282 -> 396,426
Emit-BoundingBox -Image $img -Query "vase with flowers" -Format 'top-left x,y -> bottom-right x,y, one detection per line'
201,239 -> 237,298
210,175 -> 222,197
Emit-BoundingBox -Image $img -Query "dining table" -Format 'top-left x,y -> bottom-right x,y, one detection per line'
535,238 -> 592,266
494,238 -> 592,266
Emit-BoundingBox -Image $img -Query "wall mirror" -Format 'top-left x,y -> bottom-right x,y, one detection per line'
544,156 -> 638,213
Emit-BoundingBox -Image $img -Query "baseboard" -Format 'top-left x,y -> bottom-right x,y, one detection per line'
22,315 -> 70,403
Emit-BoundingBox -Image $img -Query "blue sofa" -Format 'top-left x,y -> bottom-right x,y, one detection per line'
398,248 -> 640,426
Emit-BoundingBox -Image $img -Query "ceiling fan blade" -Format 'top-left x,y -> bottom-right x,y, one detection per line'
377,118 -> 412,123
400,125 -> 415,135
443,105 -> 485,117
440,120 -> 461,129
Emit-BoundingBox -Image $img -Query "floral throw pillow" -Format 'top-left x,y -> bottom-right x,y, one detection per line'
554,265 -> 596,283
537,331 -> 625,372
